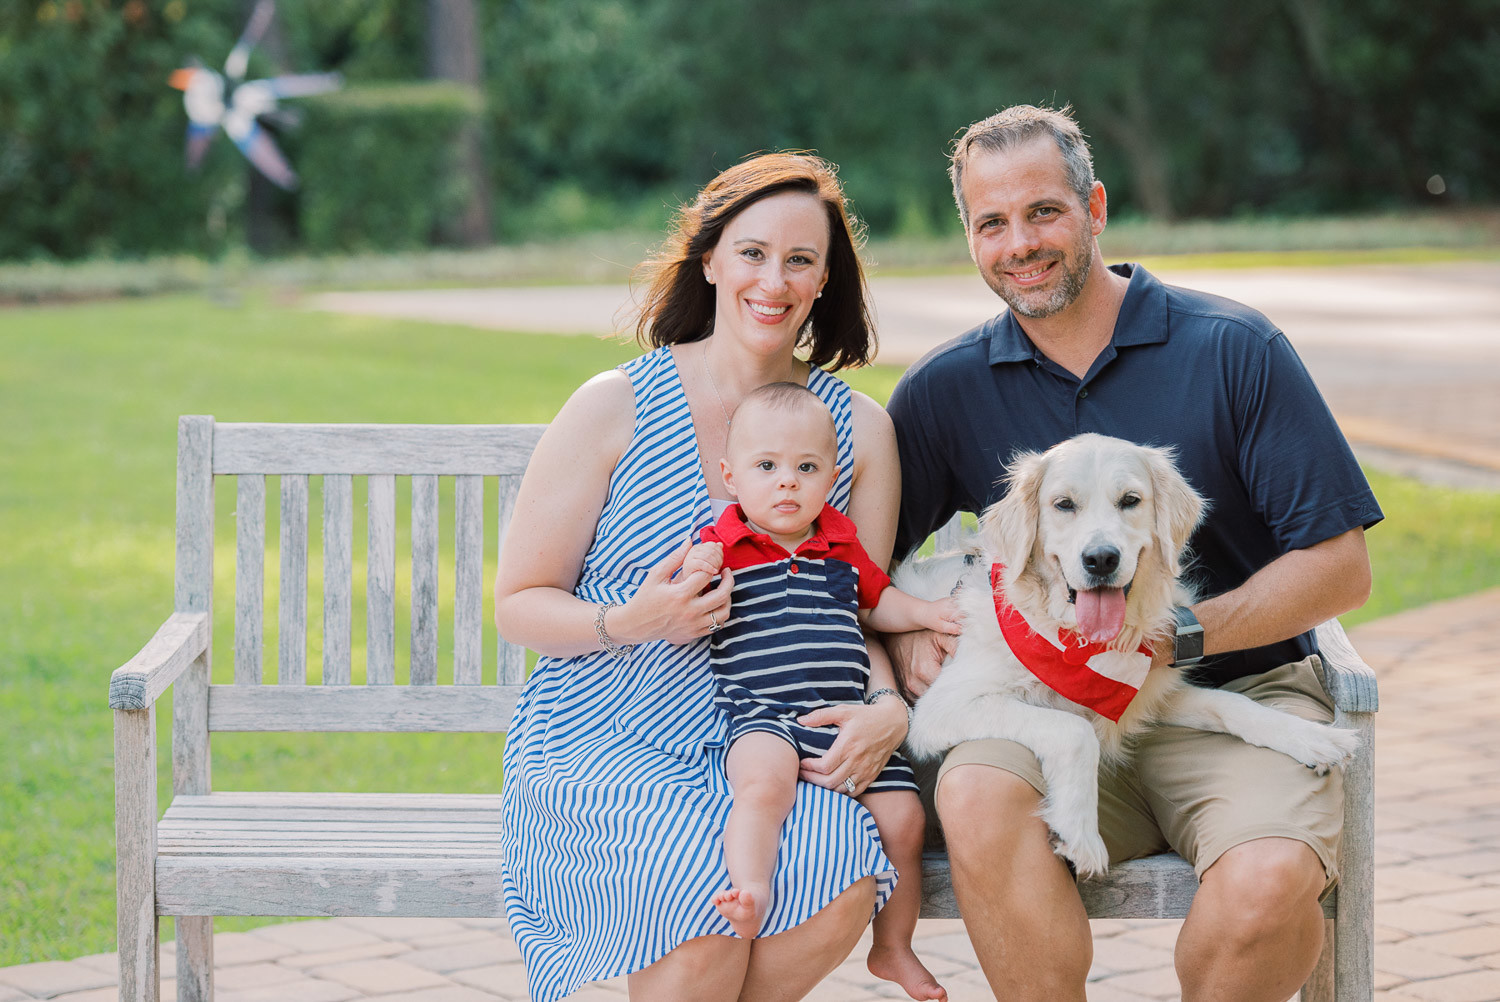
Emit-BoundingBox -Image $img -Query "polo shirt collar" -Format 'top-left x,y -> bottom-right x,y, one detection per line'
712,502 -> 857,555
986,263 -> 1169,366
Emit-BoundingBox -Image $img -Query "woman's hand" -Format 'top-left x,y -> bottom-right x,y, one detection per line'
796,696 -> 908,796
612,538 -> 734,647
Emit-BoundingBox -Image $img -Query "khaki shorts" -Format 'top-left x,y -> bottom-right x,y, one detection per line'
931,656 -> 1344,895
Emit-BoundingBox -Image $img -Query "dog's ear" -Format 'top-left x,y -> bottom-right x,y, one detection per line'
983,449 -> 1047,573
1144,446 -> 1205,575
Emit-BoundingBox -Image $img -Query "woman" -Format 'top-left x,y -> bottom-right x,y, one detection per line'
495,154 -> 912,1002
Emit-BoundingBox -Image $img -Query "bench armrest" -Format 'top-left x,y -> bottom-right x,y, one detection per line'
108,612 -> 211,710
1313,618 -> 1378,714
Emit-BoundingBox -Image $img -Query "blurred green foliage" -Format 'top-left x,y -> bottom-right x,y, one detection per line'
0,0 -> 244,258
296,82 -> 481,252
1,0 -> 1496,258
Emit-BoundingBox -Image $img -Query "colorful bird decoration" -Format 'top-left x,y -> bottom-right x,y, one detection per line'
168,0 -> 341,190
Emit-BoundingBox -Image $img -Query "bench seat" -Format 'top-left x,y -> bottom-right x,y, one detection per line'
153,791 -> 1343,923
922,850 -> 1335,921
155,792 -> 505,918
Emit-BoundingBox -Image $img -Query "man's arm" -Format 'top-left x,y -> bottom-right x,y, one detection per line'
884,363 -> 967,697
1158,526 -> 1371,668
886,364 -> 960,561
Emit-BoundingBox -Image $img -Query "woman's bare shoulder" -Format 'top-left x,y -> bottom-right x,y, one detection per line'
540,366 -> 636,464
848,389 -> 896,446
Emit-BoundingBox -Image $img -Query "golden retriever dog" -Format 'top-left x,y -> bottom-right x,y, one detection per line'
900,433 -> 1358,877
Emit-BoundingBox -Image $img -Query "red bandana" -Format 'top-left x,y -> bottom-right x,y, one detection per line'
990,564 -> 1153,722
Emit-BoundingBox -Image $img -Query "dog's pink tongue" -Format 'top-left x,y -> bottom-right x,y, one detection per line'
1076,587 -> 1127,645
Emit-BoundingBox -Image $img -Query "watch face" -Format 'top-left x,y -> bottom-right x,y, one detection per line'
1174,621 -> 1204,665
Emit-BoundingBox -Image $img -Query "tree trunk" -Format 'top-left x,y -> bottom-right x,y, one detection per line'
243,0 -> 294,254
427,0 -> 491,246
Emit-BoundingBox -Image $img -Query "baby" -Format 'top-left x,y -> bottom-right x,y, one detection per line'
692,382 -> 958,1002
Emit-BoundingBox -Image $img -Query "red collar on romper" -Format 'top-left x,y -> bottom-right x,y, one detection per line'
709,502 -> 858,558
990,563 -> 1153,722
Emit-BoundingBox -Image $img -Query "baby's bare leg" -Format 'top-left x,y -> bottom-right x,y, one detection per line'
713,732 -> 800,940
860,789 -> 948,1002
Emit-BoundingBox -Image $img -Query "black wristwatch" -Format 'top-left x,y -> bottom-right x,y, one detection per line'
1171,606 -> 1205,668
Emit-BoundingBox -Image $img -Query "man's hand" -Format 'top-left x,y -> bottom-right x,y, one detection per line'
885,627 -> 958,700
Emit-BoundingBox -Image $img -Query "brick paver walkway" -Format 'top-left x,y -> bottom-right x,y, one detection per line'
5,588 -> 1498,1001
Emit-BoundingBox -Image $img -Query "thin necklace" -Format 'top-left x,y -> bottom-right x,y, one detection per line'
702,344 -> 732,427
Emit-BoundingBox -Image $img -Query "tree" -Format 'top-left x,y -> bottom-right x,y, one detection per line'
427,0 -> 489,245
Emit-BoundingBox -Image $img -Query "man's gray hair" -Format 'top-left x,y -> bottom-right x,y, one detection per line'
949,105 -> 1096,229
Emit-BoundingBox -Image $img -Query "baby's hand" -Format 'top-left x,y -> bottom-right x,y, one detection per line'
926,595 -> 964,635
679,541 -> 724,591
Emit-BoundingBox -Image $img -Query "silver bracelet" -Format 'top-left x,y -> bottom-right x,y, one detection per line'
865,687 -> 913,730
594,601 -> 635,660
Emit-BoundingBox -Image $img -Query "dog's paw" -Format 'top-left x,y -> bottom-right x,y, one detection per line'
1285,724 -> 1361,774
1053,829 -> 1110,879
902,711 -> 948,762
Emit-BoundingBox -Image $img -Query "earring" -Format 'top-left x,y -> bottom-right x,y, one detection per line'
816,291 -> 823,299
704,271 -> 714,284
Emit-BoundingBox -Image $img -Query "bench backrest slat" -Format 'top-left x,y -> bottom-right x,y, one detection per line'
495,473 -> 524,685
278,474 -> 310,685
411,474 -> 441,685
201,419 -> 544,732
367,473 -> 398,685
234,475 -> 266,685
213,423 -> 541,475
453,474 -> 485,686
322,474 -> 354,684
175,416 -> 216,796
207,685 -> 521,732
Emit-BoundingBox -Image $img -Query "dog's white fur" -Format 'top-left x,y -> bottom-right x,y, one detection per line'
900,433 -> 1359,877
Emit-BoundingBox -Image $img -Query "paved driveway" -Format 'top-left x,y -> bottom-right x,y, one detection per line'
308,261 -> 1500,484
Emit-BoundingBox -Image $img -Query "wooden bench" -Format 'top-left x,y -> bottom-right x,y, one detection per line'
111,416 -> 1376,1002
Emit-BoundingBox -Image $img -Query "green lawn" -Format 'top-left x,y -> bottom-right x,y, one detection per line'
2,295 -> 1497,965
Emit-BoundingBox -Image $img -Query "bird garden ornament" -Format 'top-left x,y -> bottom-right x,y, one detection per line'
167,0 -> 341,191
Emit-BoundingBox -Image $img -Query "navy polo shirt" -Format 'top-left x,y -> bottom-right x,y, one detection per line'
888,263 -> 1383,687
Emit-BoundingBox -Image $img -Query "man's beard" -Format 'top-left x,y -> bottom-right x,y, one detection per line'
990,236 -> 1094,320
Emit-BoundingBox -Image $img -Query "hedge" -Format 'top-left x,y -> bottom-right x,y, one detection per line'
294,82 -> 484,253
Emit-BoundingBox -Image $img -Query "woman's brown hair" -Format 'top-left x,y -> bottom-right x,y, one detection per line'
633,153 -> 875,371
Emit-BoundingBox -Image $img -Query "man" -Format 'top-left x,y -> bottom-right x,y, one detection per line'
885,105 -> 1382,1001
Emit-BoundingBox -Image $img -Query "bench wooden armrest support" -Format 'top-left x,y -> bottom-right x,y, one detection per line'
1313,618 -> 1379,713
108,612 -> 211,710
113,612 -> 211,1002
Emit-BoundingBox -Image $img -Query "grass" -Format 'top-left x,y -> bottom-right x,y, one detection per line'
2,295 -> 1498,965
2,208 -> 1498,302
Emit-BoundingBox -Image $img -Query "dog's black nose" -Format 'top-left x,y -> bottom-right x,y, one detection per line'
1081,546 -> 1121,577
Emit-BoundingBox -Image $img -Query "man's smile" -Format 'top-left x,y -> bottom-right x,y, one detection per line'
1004,259 -> 1059,286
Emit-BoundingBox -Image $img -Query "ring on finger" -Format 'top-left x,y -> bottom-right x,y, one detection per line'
843,776 -> 856,795
708,612 -> 720,633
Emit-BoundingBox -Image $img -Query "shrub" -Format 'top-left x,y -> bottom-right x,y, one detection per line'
294,82 -> 483,253
0,0 -> 242,259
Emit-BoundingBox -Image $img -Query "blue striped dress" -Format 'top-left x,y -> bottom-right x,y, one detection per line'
500,347 -> 896,1002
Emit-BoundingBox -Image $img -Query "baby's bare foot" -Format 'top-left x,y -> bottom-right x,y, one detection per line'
867,942 -> 948,1001
711,885 -> 768,940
